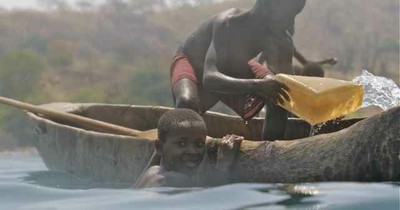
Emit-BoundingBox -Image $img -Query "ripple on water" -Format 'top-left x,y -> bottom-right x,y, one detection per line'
0,150 -> 399,210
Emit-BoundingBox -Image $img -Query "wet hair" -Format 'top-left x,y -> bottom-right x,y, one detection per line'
157,109 -> 207,142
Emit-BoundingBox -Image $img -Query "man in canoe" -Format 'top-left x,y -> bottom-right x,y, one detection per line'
133,109 -> 242,188
171,0 -> 308,141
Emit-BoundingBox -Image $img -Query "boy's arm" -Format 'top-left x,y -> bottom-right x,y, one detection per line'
200,135 -> 243,186
216,134 -> 243,173
132,151 -> 162,189
294,47 -> 338,66
133,166 -> 165,189
293,47 -> 308,65
134,166 -> 199,188
289,25 -> 337,67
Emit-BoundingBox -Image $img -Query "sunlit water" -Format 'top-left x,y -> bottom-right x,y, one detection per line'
309,119 -> 341,136
0,150 -> 399,210
353,70 -> 400,110
308,71 -> 400,136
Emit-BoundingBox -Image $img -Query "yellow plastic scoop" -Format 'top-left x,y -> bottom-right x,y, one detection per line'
275,74 -> 364,125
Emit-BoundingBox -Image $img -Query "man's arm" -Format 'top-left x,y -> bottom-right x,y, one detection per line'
202,24 -> 289,103
203,40 -> 262,94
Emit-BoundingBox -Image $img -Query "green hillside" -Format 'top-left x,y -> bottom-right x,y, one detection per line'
0,0 -> 398,149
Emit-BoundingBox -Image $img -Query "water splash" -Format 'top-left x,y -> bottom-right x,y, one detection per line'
352,70 -> 400,110
309,118 -> 341,136
309,123 -> 324,136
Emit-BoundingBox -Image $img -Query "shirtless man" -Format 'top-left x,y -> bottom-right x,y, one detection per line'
133,109 -> 242,188
171,0 -> 306,141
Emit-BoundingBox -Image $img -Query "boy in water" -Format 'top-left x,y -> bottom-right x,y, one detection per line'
133,109 -> 242,188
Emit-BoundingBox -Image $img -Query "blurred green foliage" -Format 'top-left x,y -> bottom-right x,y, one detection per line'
0,50 -> 46,99
125,59 -> 172,106
0,50 -> 47,147
69,87 -> 106,103
21,35 -> 48,55
0,0 -> 398,148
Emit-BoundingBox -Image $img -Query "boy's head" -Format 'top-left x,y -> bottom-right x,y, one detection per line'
156,109 -> 207,175
302,63 -> 325,77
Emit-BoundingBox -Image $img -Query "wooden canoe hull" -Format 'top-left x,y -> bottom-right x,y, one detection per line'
26,103 -> 375,183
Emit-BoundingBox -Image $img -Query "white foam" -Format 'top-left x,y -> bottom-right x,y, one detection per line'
352,70 -> 400,110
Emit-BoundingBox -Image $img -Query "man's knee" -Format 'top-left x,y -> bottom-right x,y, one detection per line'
175,95 -> 200,112
172,78 -> 200,112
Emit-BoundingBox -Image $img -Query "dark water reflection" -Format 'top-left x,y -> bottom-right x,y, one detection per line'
1,151 -> 399,210
24,171 -> 132,189
21,171 -> 400,210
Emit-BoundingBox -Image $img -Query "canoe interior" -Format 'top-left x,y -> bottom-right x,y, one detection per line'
39,103 -> 365,141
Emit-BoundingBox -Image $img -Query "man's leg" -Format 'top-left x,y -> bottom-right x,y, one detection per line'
172,78 -> 200,112
262,102 -> 288,141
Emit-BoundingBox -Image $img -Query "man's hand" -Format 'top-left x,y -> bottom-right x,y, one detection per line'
247,59 -> 291,105
256,78 -> 291,105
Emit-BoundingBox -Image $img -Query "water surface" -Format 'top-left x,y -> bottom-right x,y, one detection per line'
0,150 -> 398,210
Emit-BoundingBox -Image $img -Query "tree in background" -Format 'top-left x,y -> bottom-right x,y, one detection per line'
38,0 -> 69,10
0,50 -> 46,99
124,57 -> 172,106
0,50 -> 47,147
0,0 -> 397,149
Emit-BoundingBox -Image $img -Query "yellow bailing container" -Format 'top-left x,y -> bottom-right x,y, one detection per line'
275,74 -> 364,125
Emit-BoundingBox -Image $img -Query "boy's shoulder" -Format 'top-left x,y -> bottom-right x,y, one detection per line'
145,165 -> 163,175
134,166 -> 164,188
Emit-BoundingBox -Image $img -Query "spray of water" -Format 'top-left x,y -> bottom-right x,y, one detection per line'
309,117 -> 341,136
310,71 -> 399,137
352,70 -> 400,110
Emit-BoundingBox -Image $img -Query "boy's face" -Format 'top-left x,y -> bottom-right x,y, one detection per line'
158,124 -> 207,175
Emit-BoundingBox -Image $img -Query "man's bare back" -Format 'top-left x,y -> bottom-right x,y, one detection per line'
172,0 -> 306,140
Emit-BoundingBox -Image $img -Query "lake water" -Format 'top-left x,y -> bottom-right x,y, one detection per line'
0,149 -> 399,210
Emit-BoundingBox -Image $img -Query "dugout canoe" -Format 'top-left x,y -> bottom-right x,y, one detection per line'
25,103 -> 399,184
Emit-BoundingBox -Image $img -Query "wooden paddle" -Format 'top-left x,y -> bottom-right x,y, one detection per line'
0,96 -> 146,137
0,96 -> 162,185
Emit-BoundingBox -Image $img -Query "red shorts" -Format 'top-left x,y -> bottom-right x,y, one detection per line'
170,53 -> 273,121
170,53 -> 199,85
